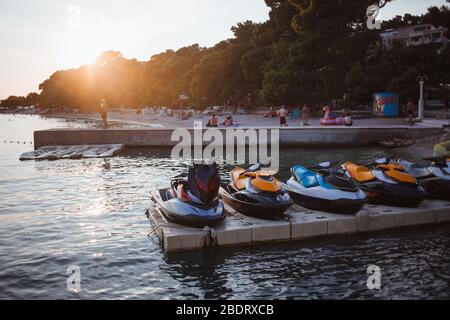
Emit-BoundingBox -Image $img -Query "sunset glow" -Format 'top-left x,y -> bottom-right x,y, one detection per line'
0,0 -> 446,98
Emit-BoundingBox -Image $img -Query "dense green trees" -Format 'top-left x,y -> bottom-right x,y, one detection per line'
37,51 -> 143,111
0,92 -> 39,109
3,1 -> 449,112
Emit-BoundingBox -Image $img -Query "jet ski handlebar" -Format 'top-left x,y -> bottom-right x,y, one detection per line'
312,161 -> 339,169
423,156 -> 448,166
174,172 -> 188,179
371,157 -> 394,166
239,163 -> 277,177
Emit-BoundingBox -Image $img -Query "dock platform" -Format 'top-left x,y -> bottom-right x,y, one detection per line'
147,201 -> 450,253
34,126 -> 443,148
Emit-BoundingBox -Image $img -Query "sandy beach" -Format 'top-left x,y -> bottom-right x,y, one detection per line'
36,110 -> 412,129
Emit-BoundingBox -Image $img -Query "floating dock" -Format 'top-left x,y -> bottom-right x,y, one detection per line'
147,201 -> 450,253
19,144 -> 124,161
34,126 -> 443,148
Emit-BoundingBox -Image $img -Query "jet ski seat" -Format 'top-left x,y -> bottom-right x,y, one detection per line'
376,164 -> 417,183
344,163 -> 375,183
292,166 -> 319,188
231,167 -> 247,190
398,160 -> 432,179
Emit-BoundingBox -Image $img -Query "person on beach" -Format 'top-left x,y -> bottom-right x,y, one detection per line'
278,106 -> 287,127
270,107 -> 277,117
323,106 -> 331,117
223,115 -> 234,127
207,113 -> 218,127
301,105 -> 310,126
97,98 -> 108,129
405,100 -> 415,126
343,112 -> 353,126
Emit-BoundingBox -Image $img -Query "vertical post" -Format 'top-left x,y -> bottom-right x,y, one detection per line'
418,80 -> 424,121
417,76 -> 427,122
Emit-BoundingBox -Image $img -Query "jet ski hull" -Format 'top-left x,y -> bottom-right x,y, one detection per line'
151,188 -> 226,228
396,159 -> 450,201
420,179 -> 450,201
359,183 -> 426,207
284,179 -> 367,215
288,191 -> 366,214
219,186 -> 292,219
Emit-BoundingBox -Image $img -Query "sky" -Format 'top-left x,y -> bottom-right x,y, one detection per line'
0,0 -> 447,99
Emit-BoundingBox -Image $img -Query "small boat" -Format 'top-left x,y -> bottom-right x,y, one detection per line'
150,163 -> 225,228
395,157 -> 450,201
219,163 -> 292,219
284,162 -> 367,214
342,160 -> 426,207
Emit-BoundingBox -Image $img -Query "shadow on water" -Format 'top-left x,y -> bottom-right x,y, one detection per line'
121,146 -> 391,180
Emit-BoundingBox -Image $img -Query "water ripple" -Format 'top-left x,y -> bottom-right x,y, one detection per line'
0,115 -> 449,299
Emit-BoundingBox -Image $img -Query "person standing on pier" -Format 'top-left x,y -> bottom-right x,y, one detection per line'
98,98 -> 108,129
278,106 -> 287,127
301,105 -> 310,126
405,100 -> 415,126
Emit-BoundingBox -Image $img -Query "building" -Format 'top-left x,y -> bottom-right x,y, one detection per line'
380,24 -> 448,50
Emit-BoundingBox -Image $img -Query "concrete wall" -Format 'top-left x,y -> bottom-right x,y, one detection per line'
34,126 -> 443,149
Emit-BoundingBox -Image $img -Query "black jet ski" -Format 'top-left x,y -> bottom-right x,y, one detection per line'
342,159 -> 427,207
284,162 -> 367,214
150,163 -> 225,228
394,157 -> 450,200
219,163 -> 292,219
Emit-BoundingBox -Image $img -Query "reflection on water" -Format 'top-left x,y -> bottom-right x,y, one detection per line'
163,226 -> 450,300
0,114 -> 449,299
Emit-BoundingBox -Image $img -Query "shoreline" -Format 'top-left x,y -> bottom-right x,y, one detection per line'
0,109 -> 424,129
2,112 -> 447,153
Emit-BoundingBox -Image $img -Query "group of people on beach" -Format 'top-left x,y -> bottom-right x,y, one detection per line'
95,98 -> 354,129
206,114 -> 234,127
266,105 -> 311,127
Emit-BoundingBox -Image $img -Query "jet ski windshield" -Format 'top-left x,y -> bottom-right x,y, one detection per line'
248,163 -> 263,172
398,160 -> 432,179
324,171 -> 359,192
424,156 -> 449,167
188,163 -> 220,205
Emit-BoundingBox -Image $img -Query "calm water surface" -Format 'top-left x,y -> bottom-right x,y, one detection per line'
0,114 -> 448,299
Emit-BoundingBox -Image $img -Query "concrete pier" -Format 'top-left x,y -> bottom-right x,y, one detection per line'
147,200 -> 450,253
34,126 -> 443,148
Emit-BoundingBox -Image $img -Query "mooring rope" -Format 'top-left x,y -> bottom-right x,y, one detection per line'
201,226 -> 218,249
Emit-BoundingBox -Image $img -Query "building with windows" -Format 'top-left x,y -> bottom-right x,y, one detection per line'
380,24 -> 448,49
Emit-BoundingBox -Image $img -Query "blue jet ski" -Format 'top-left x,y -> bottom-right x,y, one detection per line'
151,163 -> 225,228
284,162 -> 367,214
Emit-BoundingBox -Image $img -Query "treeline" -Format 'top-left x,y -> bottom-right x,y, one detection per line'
2,0 -> 450,112
1,93 -> 39,108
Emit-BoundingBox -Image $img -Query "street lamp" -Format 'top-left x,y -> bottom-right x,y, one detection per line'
417,75 -> 428,121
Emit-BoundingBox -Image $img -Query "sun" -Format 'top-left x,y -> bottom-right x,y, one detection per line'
57,31 -> 103,69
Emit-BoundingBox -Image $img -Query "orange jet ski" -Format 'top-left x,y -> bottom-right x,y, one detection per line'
342,160 -> 426,207
219,163 -> 292,219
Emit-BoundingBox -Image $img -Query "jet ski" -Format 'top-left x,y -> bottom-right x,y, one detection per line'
150,163 -> 225,228
219,163 -> 293,219
284,162 -> 367,214
342,160 -> 426,207
393,157 -> 450,201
